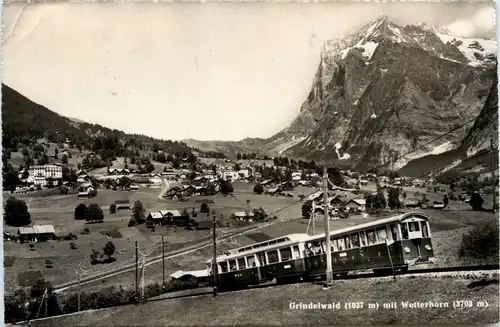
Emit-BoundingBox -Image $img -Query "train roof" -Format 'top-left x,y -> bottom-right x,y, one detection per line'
308,211 -> 431,242
210,233 -> 311,262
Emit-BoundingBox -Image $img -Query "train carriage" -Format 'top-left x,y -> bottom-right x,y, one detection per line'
304,212 -> 434,278
208,233 -> 311,290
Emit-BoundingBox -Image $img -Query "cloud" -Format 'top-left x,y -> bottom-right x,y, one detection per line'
445,6 -> 496,38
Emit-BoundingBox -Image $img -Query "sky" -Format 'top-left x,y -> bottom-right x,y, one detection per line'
2,2 -> 496,142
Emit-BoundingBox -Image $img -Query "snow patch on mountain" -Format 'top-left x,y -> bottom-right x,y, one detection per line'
341,41 -> 379,60
437,33 -> 496,66
277,136 -> 307,154
334,142 -> 351,160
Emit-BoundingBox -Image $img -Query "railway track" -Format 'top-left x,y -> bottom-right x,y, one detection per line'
146,264 -> 500,302
54,217 -> 303,293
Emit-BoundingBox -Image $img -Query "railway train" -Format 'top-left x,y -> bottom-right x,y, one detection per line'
205,211 -> 434,290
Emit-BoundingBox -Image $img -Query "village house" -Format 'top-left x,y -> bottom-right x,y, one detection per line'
278,181 -> 294,191
17,225 -> 56,243
108,168 -> 131,175
297,180 -> 310,187
220,170 -> 239,182
237,168 -> 251,179
146,212 -> 165,225
346,199 -> 366,212
28,165 -> 63,187
115,199 -> 131,210
232,211 -> 255,221
405,199 -> 422,209
149,175 -> 163,185
266,187 -> 281,196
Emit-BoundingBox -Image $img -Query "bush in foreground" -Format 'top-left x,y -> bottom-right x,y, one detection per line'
459,219 -> 499,260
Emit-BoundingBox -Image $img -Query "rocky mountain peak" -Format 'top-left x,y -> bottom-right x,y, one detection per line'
264,15 -> 497,171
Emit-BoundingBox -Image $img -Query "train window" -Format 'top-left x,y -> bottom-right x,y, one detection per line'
267,250 -> 279,264
312,242 -> 322,254
376,227 -> 387,243
350,234 -> 360,248
293,245 -> 300,259
366,229 -> 377,245
401,224 -> 409,240
409,222 -> 420,232
280,247 -> 293,261
247,256 -> 256,267
332,238 -> 338,252
421,222 -> 429,238
237,257 -> 247,269
338,237 -> 345,251
321,241 -> 327,253
390,224 -> 398,241
343,236 -> 351,249
220,261 -> 228,273
229,260 -> 237,271
258,253 -> 266,266
359,231 -> 366,246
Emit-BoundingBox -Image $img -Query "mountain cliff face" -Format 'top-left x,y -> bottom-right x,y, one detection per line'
267,15 -> 497,171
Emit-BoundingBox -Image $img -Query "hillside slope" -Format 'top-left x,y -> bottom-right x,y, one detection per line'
2,84 -> 195,154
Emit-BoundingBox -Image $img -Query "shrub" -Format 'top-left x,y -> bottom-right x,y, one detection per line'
200,202 -> 210,213
128,218 -> 137,227
301,200 -> 312,217
70,242 -> 77,250
459,219 -> 499,259
253,184 -> 264,195
109,203 -> 117,214
81,227 -> 90,235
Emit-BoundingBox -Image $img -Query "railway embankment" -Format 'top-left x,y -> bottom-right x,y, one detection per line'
17,274 -> 499,326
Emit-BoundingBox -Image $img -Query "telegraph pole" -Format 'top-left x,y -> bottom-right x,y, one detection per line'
311,201 -> 316,235
491,135 -> 496,213
77,273 -> 81,312
323,166 -> 333,287
135,240 -> 139,304
162,235 -> 165,287
212,212 -> 218,298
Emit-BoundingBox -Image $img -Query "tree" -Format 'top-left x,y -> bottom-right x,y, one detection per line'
74,203 -> 88,220
200,202 -> 210,213
4,197 -> 31,227
253,184 -> 264,195
86,203 -> 104,223
402,192 -> 407,200
470,192 -> 484,211
46,177 -> 54,188
103,241 -> 116,260
387,187 -> 400,210
109,203 -> 117,214
61,154 -> 68,164
3,164 -> 20,192
220,180 -> 234,195
132,201 -> 146,224
443,194 -> 449,208
301,200 -> 313,217
237,153 -> 241,160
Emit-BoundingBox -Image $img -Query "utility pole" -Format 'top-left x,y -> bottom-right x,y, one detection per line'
135,240 -> 139,304
77,273 -> 81,312
311,201 -> 316,235
44,289 -> 48,318
491,135 -> 496,213
162,235 -> 165,287
212,212 -> 218,298
323,166 -> 333,287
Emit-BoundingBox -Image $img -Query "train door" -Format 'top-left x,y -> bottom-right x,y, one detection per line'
257,252 -> 269,281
